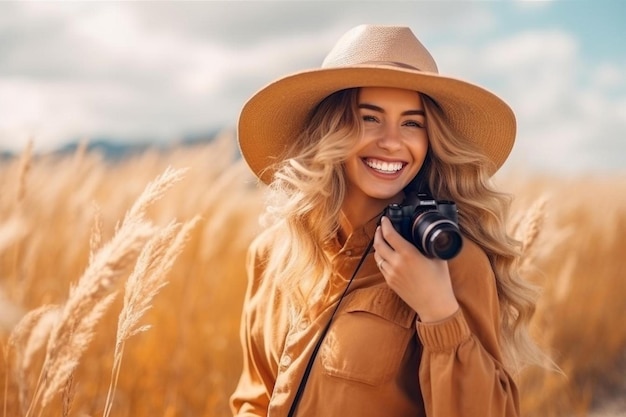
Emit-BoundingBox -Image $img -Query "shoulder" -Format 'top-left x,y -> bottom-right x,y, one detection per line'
242,235 -> 288,330
447,236 -> 496,294
448,236 -> 492,275
244,236 -> 273,296
246,235 -> 270,271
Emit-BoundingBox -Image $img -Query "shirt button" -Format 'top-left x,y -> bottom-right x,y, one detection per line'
298,320 -> 309,331
345,250 -> 352,256
280,355 -> 292,368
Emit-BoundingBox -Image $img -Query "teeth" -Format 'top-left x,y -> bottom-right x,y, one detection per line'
365,159 -> 403,173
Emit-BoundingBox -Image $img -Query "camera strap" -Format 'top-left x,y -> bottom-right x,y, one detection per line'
286,236 -> 375,417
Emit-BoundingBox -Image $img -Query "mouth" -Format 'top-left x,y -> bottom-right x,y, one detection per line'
363,157 -> 406,175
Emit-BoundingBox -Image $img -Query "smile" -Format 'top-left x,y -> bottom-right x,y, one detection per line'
364,158 -> 405,174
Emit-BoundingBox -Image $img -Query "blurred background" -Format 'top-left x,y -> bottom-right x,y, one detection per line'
1,0 -> 625,174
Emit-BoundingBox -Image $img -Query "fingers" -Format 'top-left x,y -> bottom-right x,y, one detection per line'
373,221 -> 393,259
374,227 -> 388,270
374,253 -> 384,272
377,216 -> 409,252
374,217 -> 404,271
374,216 -> 425,273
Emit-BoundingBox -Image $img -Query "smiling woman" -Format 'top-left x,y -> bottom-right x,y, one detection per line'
230,24 -> 551,417
342,87 -> 429,227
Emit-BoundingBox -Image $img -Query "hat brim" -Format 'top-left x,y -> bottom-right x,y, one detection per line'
238,65 -> 516,184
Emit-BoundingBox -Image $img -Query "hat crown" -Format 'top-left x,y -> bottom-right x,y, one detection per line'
322,24 -> 439,73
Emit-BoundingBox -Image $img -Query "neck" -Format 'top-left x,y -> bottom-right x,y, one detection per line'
339,192 -> 404,241
341,202 -> 385,231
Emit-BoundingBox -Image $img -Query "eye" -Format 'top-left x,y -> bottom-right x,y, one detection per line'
403,119 -> 425,128
362,114 -> 379,123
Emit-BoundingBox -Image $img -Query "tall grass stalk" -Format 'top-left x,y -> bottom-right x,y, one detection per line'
15,138 -> 32,203
103,216 -> 200,417
512,195 -> 548,276
28,220 -> 153,416
89,203 -> 103,264
5,305 -> 59,416
0,217 -> 27,256
20,167 -> 188,417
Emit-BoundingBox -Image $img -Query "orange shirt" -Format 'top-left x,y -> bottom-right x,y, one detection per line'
231,216 -> 520,417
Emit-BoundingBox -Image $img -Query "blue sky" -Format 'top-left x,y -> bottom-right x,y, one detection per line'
0,1 -> 624,175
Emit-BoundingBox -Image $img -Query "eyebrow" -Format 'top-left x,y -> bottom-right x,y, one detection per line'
358,103 -> 425,116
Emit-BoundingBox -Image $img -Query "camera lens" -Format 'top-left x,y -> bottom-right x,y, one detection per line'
412,211 -> 463,260
429,227 -> 463,260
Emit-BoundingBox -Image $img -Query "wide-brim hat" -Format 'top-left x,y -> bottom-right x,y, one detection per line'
238,24 -> 516,184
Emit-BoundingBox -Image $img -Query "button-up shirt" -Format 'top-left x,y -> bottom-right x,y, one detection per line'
231,214 -> 520,416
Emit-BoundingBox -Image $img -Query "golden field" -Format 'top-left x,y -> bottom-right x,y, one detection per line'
1,135 -> 625,417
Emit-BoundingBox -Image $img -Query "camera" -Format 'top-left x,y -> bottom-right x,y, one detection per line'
384,192 -> 463,260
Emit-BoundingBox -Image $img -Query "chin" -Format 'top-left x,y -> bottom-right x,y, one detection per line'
370,192 -> 403,203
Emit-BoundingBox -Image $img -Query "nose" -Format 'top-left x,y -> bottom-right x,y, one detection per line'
377,124 -> 402,151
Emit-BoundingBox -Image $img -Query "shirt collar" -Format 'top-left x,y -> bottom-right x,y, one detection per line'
327,210 -> 382,255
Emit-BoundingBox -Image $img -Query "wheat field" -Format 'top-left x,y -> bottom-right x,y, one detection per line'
1,134 -> 625,417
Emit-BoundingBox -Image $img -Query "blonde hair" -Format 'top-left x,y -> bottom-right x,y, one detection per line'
255,88 -> 546,372
256,89 -> 359,311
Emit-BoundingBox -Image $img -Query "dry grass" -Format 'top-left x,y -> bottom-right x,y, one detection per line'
1,135 -> 625,416
505,173 -> 626,417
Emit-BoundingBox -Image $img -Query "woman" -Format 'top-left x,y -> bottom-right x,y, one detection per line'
231,24 -> 545,417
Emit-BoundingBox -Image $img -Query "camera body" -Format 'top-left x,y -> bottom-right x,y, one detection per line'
384,193 -> 463,260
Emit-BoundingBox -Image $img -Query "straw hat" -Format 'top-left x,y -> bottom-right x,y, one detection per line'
238,24 -> 516,184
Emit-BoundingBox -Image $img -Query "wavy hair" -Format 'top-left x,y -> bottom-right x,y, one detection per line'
256,89 -> 359,313
255,88 -> 546,371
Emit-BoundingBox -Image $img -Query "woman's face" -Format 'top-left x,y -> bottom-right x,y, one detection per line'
343,87 -> 429,214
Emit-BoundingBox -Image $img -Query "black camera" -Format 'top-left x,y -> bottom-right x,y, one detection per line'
384,193 -> 463,260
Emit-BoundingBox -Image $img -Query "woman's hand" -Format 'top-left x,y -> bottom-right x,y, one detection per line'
373,216 -> 460,322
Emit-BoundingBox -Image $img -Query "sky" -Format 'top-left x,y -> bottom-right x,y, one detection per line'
0,0 -> 625,175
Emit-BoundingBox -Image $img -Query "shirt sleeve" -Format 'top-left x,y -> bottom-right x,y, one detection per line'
230,242 -> 274,417
416,238 -> 520,417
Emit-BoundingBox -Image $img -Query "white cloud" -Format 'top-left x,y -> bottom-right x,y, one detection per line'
0,78 -> 101,150
513,0 -> 556,9
481,29 -> 578,72
616,99 -> 626,123
592,63 -> 625,90
468,30 -> 626,173
0,2 -> 349,152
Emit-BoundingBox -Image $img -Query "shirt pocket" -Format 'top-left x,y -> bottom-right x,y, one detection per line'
319,286 -> 416,386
